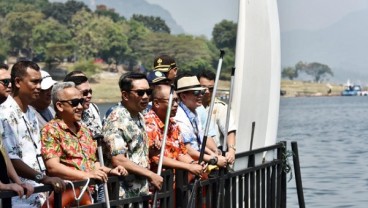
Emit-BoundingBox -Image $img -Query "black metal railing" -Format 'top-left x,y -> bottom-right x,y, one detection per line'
0,142 -> 287,208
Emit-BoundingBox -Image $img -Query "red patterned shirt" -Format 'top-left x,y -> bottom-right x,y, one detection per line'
144,110 -> 187,170
41,118 -> 97,172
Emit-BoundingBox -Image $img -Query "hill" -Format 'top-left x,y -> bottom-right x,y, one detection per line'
281,8 -> 368,82
50,0 -> 185,34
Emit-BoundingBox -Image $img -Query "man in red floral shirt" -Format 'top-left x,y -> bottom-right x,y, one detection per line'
145,84 -> 203,177
41,82 -> 127,206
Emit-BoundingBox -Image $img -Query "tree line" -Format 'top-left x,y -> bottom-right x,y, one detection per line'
0,0 -> 237,79
282,61 -> 334,82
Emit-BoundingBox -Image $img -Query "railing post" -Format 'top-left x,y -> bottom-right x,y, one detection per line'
277,141 -> 287,208
291,141 -> 305,208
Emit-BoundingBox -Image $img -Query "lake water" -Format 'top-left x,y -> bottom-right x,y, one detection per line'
98,96 -> 368,207
277,96 -> 368,208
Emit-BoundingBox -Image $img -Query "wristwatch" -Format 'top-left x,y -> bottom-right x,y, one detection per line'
34,173 -> 44,183
208,156 -> 218,165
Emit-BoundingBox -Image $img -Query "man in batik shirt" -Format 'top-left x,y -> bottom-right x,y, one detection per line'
40,82 -> 127,206
145,84 -> 203,176
103,72 -> 163,198
0,61 -> 65,208
63,71 -> 102,136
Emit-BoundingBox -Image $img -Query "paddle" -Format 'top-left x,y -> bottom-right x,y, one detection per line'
187,50 -> 225,208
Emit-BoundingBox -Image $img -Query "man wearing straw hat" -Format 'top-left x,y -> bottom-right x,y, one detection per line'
174,75 -> 227,168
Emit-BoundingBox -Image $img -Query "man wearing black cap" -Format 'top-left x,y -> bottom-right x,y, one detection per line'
153,54 -> 178,83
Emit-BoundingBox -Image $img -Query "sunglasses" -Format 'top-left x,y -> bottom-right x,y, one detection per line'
0,79 -> 11,87
130,89 -> 153,97
155,98 -> 179,104
192,89 -> 206,96
81,89 -> 92,96
59,98 -> 85,107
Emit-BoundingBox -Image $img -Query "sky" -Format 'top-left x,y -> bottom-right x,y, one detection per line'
146,0 -> 368,37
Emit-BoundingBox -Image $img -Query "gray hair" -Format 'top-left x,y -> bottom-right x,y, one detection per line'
51,82 -> 75,111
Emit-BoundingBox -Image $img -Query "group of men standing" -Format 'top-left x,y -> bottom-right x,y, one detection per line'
0,54 -> 236,207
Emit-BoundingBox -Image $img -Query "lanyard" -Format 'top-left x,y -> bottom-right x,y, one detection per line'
22,116 -> 38,149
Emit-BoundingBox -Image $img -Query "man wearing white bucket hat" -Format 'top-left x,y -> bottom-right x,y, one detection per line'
30,70 -> 57,129
174,75 -> 227,168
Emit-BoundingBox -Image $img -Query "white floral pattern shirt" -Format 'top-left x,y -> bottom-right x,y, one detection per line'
0,96 -> 46,208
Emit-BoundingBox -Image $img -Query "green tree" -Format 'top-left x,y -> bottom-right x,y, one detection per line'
32,18 -> 74,68
282,66 -> 298,80
295,61 -> 333,82
42,0 -> 90,25
212,20 -> 237,50
132,14 -> 170,34
2,10 -> 44,56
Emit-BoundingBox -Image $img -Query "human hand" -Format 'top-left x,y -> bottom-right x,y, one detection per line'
109,165 -> 128,176
217,155 -> 228,168
148,172 -> 163,190
188,163 -> 203,176
20,182 -> 34,198
88,168 -> 108,182
41,176 -> 66,193
5,183 -> 24,198
225,150 -> 235,165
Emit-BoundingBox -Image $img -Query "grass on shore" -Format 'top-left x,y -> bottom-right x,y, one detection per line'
89,72 -> 347,103
281,80 -> 345,97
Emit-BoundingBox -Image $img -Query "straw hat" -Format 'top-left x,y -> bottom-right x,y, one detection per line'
176,76 -> 206,93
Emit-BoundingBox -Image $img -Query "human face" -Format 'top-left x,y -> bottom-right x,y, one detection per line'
0,69 -> 11,101
199,77 -> 215,107
123,79 -> 150,115
37,87 -> 53,110
15,68 -> 41,102
166,67 -> 178,81
153,86 -> 179,120
56,87 -> 84,123
75,81 -> 92,110
181,89 -> 205,112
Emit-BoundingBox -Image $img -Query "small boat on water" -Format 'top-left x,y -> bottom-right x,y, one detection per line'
341,84 -> 362,96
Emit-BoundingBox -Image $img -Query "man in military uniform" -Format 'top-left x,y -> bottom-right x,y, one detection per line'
153,54 -> 178,83
197,70 -> 236,165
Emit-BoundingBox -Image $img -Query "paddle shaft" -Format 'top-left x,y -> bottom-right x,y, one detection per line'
152,85 -> 174,208
187,50 -> 225,208
216,67 -> 235,208
94,135 -> 110,208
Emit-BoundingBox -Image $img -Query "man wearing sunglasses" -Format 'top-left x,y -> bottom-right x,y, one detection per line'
174,75 -> 227,168
103,72 -> 163,199
40,82 -> 127,206
0,61 -> 65,207
197,70 -> 237,166
145,84 -> 204,179
63,71 -> 102,137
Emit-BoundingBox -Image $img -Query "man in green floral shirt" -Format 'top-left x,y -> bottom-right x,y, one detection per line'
103,72 -> 163,198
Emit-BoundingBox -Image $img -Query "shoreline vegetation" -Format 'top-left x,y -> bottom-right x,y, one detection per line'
88,71 -> 347,104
